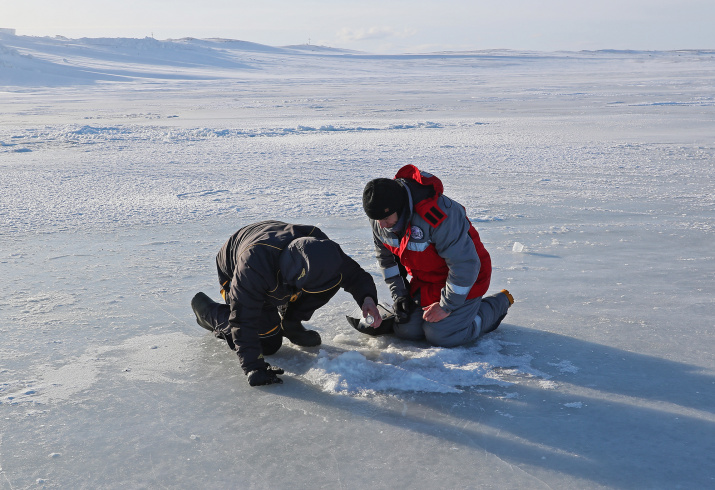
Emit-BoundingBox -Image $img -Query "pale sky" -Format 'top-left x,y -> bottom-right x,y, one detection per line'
3,0 -> 714,53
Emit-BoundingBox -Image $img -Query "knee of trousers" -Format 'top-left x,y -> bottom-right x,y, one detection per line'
393,321 -> 425,340
260,333 -> 283,356
423,326 -> 461,347
423,317 -> 480,348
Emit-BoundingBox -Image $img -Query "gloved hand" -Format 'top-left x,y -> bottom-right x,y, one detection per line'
393,296 -> 414,323
265,363 -> 284,375
247,364 -> 284,386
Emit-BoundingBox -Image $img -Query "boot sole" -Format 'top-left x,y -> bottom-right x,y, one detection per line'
191,293 -> 217,332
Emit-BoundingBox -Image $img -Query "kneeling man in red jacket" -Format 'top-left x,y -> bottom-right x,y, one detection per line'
362,165 -> 513,347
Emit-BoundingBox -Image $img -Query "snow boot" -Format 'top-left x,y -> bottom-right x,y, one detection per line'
482,289 -> 514,335
282,320 -> 321,347
191,292 -> 217,332
501,289 -> 514,306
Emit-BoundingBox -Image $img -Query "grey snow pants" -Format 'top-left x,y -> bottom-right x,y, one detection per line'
393,291 -> 511,347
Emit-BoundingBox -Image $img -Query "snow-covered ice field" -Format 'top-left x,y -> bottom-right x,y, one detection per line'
1,35 -> 714,488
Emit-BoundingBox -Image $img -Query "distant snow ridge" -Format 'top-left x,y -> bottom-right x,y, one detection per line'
0,42 -> 22,66
1,122 -> 446,150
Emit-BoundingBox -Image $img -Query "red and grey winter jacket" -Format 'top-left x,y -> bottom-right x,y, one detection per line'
370,165 -> 491,311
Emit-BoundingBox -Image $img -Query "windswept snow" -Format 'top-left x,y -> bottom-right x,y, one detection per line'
1,34 -> 714,489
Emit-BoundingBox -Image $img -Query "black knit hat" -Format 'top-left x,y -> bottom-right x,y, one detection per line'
362,178 -> 406,220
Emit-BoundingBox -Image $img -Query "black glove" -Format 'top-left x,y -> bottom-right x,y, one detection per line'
247,365 -> 284,386
393,296 -> 414,323
265,363 -> 284,375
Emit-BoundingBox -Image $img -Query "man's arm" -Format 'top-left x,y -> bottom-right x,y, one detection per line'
228,251 -> 273,375
337,248 -> 379,308
431,197 -> 480,313
370,222 -> 409,300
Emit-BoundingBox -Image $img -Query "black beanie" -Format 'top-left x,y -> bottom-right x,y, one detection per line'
363,178 -> 406,220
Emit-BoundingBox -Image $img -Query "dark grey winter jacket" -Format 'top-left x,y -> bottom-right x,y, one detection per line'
216,220 -> 378,373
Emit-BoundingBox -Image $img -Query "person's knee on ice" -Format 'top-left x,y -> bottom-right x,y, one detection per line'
393,321 -> 425,340
423,322 -> 469,348
260,325 -> 283,356
391,294 -> 424,340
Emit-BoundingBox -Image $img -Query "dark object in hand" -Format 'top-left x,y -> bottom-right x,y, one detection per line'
393,296 -> 414,323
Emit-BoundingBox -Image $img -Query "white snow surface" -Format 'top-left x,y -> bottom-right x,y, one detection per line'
1,34 -> 714,489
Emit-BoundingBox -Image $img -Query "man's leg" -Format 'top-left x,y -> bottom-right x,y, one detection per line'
477,290 -> 512,335
191,292 -> 283,353
281,287 -> 340,347
393,294 -> 426,340
258,307 -> 283,355
422,290 -> 512,347
225,304 -> 283,354
191,292 -> 226,332
422,296 -> 482,347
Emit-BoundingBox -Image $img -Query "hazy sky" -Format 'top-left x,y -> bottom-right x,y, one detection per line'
3,0 -> 714,53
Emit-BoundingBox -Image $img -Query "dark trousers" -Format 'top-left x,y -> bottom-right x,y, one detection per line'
203,301 -> 283,356
281,287 -> 340,323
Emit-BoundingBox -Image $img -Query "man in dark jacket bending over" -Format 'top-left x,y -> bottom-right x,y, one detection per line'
191,220 -> 382,387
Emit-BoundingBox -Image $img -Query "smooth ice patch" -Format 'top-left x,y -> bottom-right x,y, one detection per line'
4,333 -> 201,406
29,355 -> 101,405
110,332 -> 201,384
